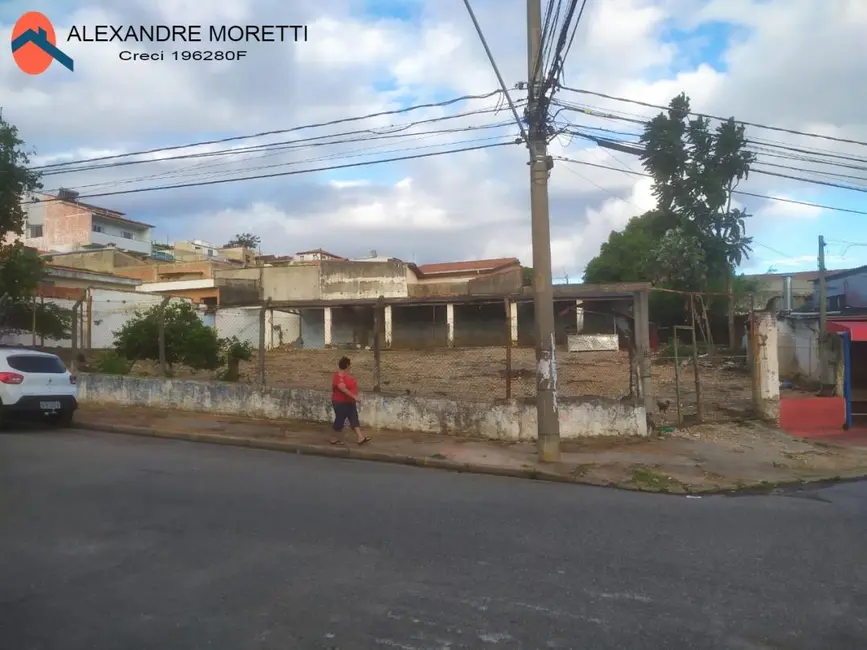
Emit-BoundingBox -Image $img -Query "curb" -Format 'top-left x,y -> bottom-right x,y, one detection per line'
73,422 -> 587,487
72,422 -> 867,495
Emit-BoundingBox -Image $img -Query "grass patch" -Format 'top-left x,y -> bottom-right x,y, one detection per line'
627,467 -> 688,493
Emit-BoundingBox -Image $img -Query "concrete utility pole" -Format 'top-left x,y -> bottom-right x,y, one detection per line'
526,0 -> 560,461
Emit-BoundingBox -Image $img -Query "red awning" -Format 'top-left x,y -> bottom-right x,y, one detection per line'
827,320 -> 867,341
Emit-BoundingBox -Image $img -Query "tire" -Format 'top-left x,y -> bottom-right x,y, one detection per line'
49,410 -> 74,427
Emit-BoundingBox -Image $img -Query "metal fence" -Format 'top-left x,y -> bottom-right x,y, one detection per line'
649,289 -> 758,425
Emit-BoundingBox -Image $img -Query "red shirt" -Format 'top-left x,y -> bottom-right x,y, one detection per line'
332,372 -> 357,403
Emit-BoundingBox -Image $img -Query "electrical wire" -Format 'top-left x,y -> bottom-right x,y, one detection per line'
31,141 -> 520,202
42,122 -> 517,195
40,109 -> 522,176
553,155 -> 867,216
460,0 -> 528,142
31,90 -> 506,172
558,86 -> 867,149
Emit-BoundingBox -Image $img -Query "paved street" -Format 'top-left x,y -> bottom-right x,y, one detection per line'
3,428 -> 867,649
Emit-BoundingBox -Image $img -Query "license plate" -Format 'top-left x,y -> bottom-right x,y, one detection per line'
40,401 -> 61,410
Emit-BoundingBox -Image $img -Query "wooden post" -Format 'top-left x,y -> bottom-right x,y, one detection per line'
258,298 -> 271,385
673,327 -> 682,426
39,296 -> 44,346
689,294 -> 703,422
31,294 -> 37,346
157,296 -> 171,376
373,296 -> 383,392
70,297 -> 85,372
504,298 -> 512,399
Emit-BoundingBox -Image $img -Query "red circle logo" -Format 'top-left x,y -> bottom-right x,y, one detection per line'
11,12 -> 57,75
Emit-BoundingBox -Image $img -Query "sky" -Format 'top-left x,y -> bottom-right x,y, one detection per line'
2,0 -> 866,280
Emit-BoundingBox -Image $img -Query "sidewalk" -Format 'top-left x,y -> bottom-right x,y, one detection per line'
75,404 -> 867,493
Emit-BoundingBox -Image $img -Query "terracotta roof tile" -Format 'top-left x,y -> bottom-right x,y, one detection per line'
417,257 -> 520,276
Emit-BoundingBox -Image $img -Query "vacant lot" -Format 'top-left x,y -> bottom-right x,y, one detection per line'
127,346 -> 770,421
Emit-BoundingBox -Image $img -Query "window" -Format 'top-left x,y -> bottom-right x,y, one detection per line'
92,224 -> 104,233
207,249 -> 214,257
7,355 -> 66,373
122,231 -> 133,239
27,225 -> 43,238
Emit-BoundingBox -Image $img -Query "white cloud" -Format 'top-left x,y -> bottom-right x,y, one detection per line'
0,0 -> 864,276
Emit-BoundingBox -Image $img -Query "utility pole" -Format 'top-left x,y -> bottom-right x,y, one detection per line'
526,0 -> 560,461
818,235 -> 827,388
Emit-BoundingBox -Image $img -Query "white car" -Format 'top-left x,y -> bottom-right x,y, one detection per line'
0,346 -> 78,426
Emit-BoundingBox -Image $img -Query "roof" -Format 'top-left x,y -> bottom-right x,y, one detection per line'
746,270 -> 825,283
35,192 -> 155,228
416,257 -> 520,276
822,265 -> 867,282
295,248 -> 344,259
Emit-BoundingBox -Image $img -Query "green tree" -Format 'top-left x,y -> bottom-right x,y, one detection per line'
583,210 -> 672,284
640,92 -> 756,286
225,233 -> 261,249
0,112 -> 71,339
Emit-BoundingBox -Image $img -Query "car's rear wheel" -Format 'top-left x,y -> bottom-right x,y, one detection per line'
49,410 -> 74,427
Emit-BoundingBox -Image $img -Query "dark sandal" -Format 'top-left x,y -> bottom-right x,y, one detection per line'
330,439 -> 344,445
357,437 -> 371,446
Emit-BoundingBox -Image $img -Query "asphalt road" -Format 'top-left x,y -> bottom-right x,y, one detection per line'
2,429 -> 867,650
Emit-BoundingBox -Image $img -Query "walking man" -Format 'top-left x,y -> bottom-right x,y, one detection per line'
331,356 -> 370,446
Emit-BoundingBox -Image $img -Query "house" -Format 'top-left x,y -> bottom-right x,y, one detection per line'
19,189 -> 153,256
295,248 -> 344,262
112,260 -> 258,306
743,270 -> 823,311
41,248 -> 152,275
812,265 -> 867,311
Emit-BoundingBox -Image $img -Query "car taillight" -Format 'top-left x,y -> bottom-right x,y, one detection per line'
0,372 -> 24,384
69,374 -> 77,384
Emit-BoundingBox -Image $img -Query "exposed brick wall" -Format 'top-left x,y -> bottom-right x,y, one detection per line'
36,202 -> 93,249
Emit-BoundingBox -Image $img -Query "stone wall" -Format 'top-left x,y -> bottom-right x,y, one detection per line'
78,374 -> 648,440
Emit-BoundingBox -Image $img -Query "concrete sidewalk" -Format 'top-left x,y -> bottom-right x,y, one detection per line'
75,404 -> 867,493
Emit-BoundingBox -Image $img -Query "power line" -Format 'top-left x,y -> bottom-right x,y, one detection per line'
553,155 -> 867,215
40,113 -> 519,176
461,0 -> 528,142
31,90 -> 506,172
32,141 -> 519,202
42,122 -> 515,193
559,86 -> 867,149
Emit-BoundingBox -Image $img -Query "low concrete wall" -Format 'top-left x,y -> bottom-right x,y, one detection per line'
78,374 -> 648,440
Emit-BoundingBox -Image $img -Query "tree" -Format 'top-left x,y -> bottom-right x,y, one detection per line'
639,92 -> 755,283
583,210 -> 673,284
225,233 -> 260,249
113,301 -> 253,378
0,113 -> 70,340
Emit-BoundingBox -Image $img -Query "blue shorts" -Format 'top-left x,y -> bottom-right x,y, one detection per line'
332,401 -> 360,430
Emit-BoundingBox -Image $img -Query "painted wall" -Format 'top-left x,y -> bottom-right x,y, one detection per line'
777,318 -> 840,384
78,374 -> 649,440
319,260 -> 408,300
815,268 -> 867,310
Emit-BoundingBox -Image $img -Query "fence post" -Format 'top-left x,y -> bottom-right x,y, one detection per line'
673,328 -> 682,426
258,298 -> 271,385
39,296 -> 44,346
31,294 -> 37,346
157,296 -> 171,376
373,297 -> 383,392
689,294 -> 703,422
86,289 -> 93,351
70,296 -> 85,372
504,298 -> 512,399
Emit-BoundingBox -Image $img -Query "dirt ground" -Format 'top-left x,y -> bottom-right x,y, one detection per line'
122,346 -> 796,423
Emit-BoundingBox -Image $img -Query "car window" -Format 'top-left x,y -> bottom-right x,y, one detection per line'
6,355 -> 67,373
